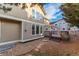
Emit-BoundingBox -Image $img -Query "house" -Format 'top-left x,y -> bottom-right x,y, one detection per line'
50,20 -> 70,31
0,3 -> 49,45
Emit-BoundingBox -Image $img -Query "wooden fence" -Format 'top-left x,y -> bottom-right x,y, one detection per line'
44,30 -> 79,41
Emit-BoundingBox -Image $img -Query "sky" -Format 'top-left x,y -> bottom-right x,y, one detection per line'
43,3 -> 64,23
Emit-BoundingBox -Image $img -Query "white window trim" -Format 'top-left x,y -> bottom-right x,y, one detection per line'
31,24 -> 44,36
36,24 -> 40,35
32,24 -> 36,35
40,25 -> 43,35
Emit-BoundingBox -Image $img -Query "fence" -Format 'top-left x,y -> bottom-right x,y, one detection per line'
69,30 -> 79,41
44,30 -> 79,41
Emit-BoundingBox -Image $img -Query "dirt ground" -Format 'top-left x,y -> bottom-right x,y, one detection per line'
24,37 -> 79,56
0,36 -> 79,56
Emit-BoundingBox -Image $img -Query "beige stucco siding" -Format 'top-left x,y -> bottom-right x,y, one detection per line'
22,21 -> 44,41
23,21 -> 32,40
0,19 -> 21,43
0,6 -> 28,20
0,6 -> 44,24
0,20 -> 1,41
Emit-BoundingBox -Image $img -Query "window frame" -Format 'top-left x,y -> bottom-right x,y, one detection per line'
36,25 -> 39,34
32,24 -> 35,35
40,25 -> 42,34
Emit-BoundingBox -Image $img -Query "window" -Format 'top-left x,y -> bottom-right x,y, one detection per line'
32,9 -> 36,19
32,9 -> 43,20
36,12 -> 43,20
10,3 -> 13,5
36,25 -> 39,34
63,28 -> 65,30
40,26 -> 42,34
55,24 -> 57,26
32,24 -> 35,35
46,28 -> 48,30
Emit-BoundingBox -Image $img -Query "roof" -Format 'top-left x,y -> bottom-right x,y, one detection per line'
50,19 -> 63,24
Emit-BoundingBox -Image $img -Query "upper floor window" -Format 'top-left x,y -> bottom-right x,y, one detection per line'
36,12 -> 43,20
32,9 -> 43,20
32,9 -> 36,19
